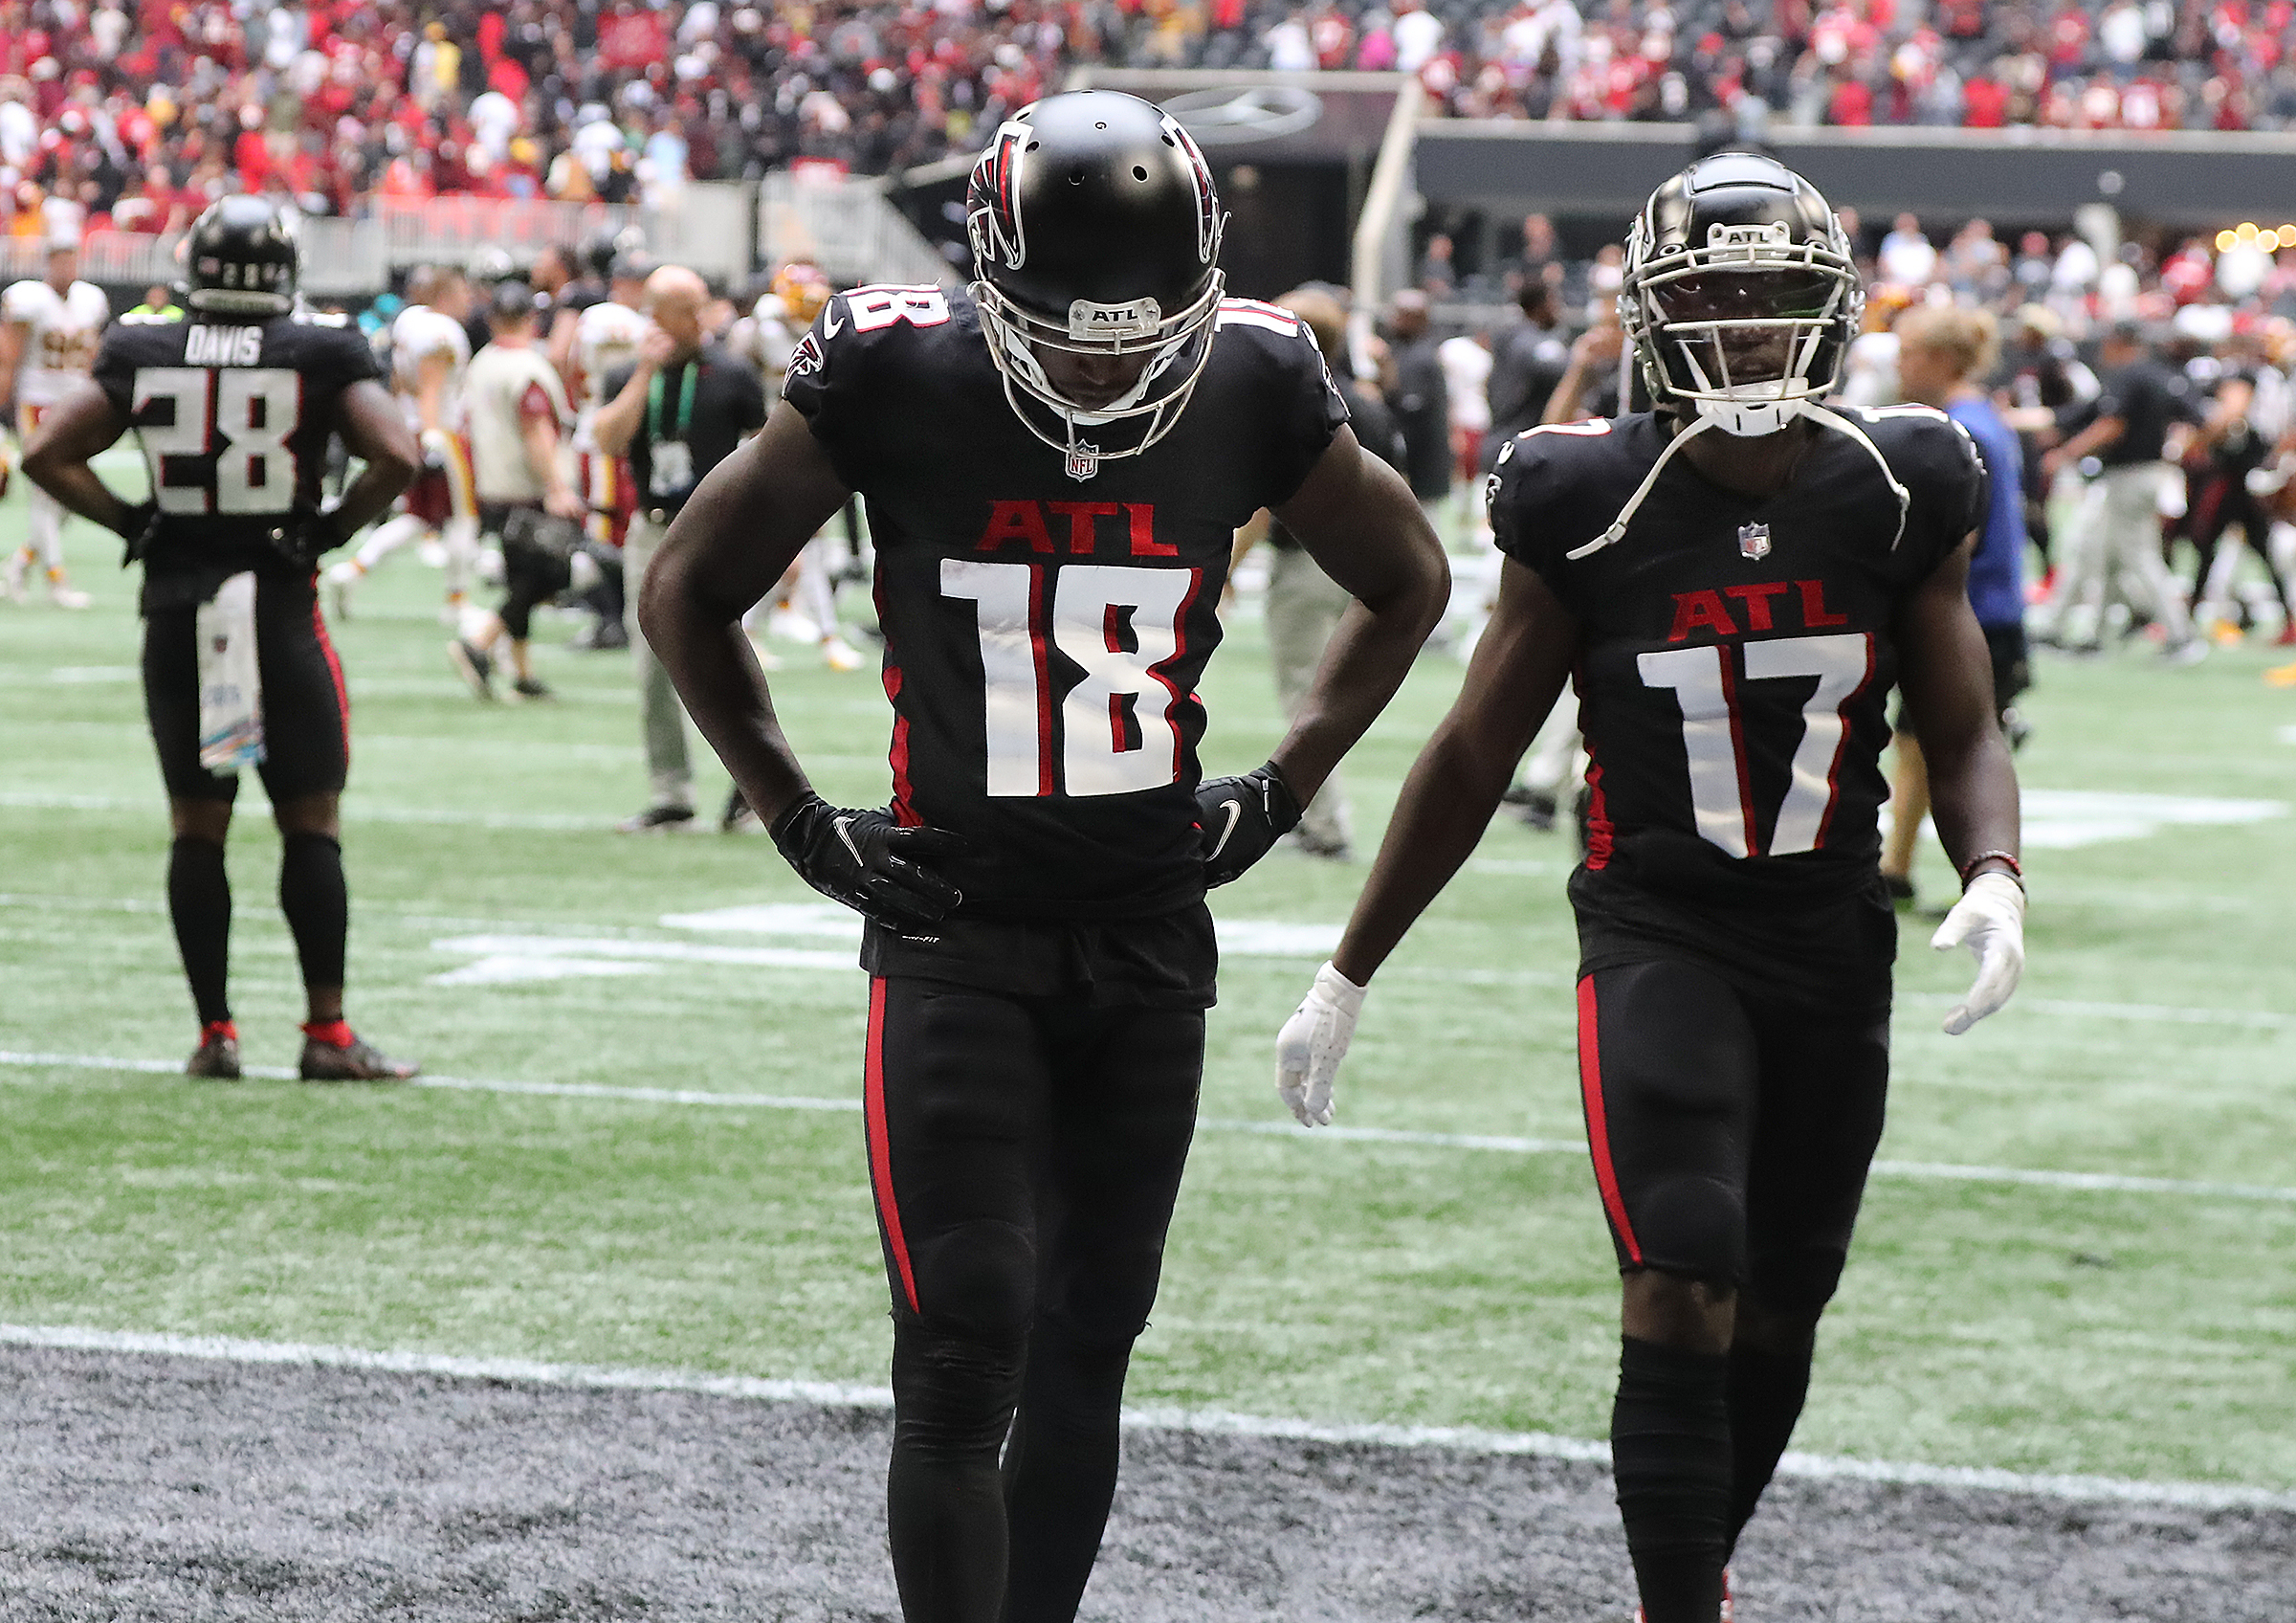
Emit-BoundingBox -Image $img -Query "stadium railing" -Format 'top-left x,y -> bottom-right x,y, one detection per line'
760,169 -> 960,290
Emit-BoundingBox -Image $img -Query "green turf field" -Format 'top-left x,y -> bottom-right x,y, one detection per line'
2,469 -> 2292,1497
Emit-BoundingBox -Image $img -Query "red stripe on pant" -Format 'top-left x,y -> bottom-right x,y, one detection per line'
864,977 -> 921,1312
1576,975 -> 1643,1265
310,588 -> 352,764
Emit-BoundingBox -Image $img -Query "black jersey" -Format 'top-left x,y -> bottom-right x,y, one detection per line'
94,308 -> 381,609
1491,409 -> 1982,1004
783,283 -> 1347,920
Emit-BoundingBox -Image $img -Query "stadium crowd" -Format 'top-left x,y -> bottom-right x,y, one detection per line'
10,0 -> 2296,237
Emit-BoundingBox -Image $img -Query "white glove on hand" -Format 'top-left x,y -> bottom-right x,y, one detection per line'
1931,871 -> 2025,1035
1275,961 -> 1367,1127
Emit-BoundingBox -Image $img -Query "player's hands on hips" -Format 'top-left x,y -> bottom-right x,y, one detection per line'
1197,762 -> 1302,887
769,791 -> 965,932
1275,960 -> 1366,1126
1931,871 -> 2025,1034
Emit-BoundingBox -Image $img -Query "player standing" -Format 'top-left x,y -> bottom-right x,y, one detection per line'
642,90 -> 1447,1623
1,229 -> 109,608
324,265 -> 479,622
23,197 -> 423,1081
1273,155 -> 2025,1623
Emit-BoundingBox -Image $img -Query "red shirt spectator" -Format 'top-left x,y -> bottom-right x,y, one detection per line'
1830,74 -> 1876,123
1963,74 -> 2009,125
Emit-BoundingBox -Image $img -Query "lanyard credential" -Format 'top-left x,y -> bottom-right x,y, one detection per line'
646,362 -> 699,446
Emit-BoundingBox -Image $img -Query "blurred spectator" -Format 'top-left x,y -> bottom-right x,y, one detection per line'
1385,290 -> 1453,533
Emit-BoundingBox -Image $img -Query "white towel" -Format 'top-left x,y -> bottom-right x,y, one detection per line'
195,571 -> 266,774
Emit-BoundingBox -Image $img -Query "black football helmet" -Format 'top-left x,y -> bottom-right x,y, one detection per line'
967,90 -> 1226,477
185,196 -> 298,316
1621,153 -> 1861,437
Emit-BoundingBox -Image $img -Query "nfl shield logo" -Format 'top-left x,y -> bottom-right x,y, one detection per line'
1738,522 -> 1772,561
1065,442 -> 1101,482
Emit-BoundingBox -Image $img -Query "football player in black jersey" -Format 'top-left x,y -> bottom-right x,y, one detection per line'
642,91 -> 1447,1623
24,197 -> 424,1083
1275,155 -> 2026,1623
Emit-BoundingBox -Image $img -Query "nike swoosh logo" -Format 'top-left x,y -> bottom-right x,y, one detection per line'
1205,799 -> 1242,862
822,304 -> 844,338
833,814 -> 864,865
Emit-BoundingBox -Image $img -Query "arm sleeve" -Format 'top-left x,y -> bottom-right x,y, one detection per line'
1258,322 -> 1351,507
775,300 -> 870,490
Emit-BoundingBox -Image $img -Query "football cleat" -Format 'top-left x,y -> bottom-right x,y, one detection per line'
298,1023 -> 418,1082
510,676 -> 554,701
2161,637 -> 2209,667
186,1020 -> 242,1080
822,634 -> 867,673
720,787 -> 761,833
618,804 -> 695,834
448,637 -> 497,700
48,584 -> 91,610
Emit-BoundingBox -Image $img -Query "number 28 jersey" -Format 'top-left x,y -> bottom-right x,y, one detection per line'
94,309 -> 383,608
1490,409 -> 1982,1001
784,283 -> 1347,920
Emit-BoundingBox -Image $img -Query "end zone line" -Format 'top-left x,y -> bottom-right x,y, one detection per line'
5,1049 -> 2294,1204
2,1322 -> 2286,1514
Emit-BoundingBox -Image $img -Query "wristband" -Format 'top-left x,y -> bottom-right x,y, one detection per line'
1956,849 -> 2023,891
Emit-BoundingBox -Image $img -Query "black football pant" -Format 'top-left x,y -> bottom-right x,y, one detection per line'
865,976 -> 1203,1623
1578,959 -> 1889,1623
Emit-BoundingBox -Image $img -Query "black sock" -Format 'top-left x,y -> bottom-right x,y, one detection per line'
167,836 -> 232,1027
1001,1322 -> 1133,1623
1612,1335 -> 1732,1623
277,832 -> 347,994
1725,1336 -> 1814,1554
887,1320 -> 1025,1623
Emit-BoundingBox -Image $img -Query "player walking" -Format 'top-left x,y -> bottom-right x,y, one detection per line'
23,197 -> 424,1082
1,230 -> 109,607
642,90 -> 1447,1623
324,265 -> 479,622
1273,155 -> 2026,1623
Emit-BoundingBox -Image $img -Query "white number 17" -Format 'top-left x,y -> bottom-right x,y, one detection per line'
1637,632 -> 1873,858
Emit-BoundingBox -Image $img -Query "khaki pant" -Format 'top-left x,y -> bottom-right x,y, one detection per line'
2043,462 -> 2195,648
624,514 -> 695,812
1264,544 -> 1351,852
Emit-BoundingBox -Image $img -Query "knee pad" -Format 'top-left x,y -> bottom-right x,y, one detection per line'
891,1319 -> 1026,1463
1629,1174 -> 1746,1286
907,1217 -> 1036,1345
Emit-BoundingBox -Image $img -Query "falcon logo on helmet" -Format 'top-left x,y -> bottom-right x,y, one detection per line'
966,90 -> 1230,480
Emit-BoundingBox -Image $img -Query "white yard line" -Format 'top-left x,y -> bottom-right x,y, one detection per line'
4,1048 -> 2294,1204
1,1321 -> 2285,1513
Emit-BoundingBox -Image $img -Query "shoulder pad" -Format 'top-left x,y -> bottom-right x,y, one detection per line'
1213,297 -> 1299,335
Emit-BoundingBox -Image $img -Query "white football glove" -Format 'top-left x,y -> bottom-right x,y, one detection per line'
1931,871 -> 2025,1035
1275,961 -> 1366,1127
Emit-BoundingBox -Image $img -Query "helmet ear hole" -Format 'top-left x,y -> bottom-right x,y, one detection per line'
1133,166 -> 1149,181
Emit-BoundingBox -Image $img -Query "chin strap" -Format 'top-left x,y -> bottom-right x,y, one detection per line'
1567,403 -> 1912,562
1802,402 -> 1911,549
1566,413 -> 1716,560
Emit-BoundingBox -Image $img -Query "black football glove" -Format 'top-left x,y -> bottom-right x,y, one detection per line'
268,505 -> 353,571
769,792 -> 966,931
116,499 -> 162,566
1197,761 -> 1302,888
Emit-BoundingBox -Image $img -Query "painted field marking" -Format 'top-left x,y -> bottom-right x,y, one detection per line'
5,1049 -> 2294,1205
2,1321 -> 2286,1513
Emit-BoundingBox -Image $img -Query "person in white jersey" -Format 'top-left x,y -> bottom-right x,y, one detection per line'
566,251 -> 651,644
449,281 -> 584,700
0,233 -> 109,607
325,264 -> 479,620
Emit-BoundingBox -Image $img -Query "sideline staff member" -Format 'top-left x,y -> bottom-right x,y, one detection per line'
592,263 -> 768,832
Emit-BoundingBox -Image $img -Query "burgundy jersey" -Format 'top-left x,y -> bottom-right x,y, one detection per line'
783,283 -> 1347,920
1490,408 -> 1982,1005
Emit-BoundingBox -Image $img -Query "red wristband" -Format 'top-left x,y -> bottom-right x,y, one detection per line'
1956,850 -> 2023,889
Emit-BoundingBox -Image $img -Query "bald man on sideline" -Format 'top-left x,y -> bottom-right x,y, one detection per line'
592,266 -> 769,832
